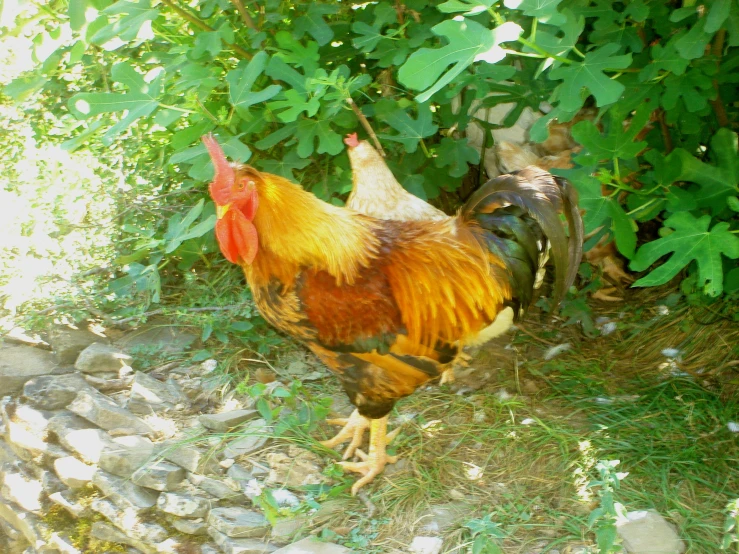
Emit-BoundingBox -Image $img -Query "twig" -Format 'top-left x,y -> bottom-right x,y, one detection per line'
111,304 -> 251,326
32,303 -> 77,316
346,98 -> 386,157
514,324 -> 557,346
656,108 -> 673,154
710,30 -> 729,127
159,0 -> 253,60
356,490 -> 377,517
230,0 -> 257,30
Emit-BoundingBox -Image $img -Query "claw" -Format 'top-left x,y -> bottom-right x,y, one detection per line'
321,409 -> 369,459
335,415 -> 397,495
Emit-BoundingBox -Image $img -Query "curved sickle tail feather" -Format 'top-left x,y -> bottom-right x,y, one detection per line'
462,166 -> 584,314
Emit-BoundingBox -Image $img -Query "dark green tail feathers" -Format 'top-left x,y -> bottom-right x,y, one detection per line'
463,166 -> 584,314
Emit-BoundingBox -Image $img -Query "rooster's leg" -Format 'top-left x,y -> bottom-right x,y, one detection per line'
338,415 -> 399,495
439,351 -> 472,385
320,409 -> 369,460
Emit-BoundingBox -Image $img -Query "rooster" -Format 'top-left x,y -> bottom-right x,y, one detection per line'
203,134 -> 583,494
344,133 -> 464,384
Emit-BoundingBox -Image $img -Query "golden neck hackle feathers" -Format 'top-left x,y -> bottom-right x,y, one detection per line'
236,167 -> 380,286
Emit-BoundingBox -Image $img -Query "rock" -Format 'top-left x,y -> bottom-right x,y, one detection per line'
53,456 -> 96,489
55,428 -> 116,464
0,500 -> 51,551
68,389 -> 153,435
171,517 -> 208,535
0,399 -> 68,460
161,442 -> 220,474
116,326 -> 197,356
208,507 -> 270,538
409,536 -> 443,554
22,373 -> 96,410
90,521 -> 157,554
92,470 -> 160,511
223,419 -> 270,458
0,465 -> 44,512
200,410 -> 259,433
98,435 -> 157,478
74,342 -> 132,373
418,503 -> 470,535
157,492 -> 211,518
48,326 -> 107,365
132,461 -> 185,491
272,537 -> 351,554
265,446 -> 327,488
617,510 -> 686,554
208,528 -> 278,554
0,345 -> 58,394
91,497 -> 168,542
188,473 -> 243,501
48,490 -> 89,518
48,531 -> 82,554
270,518 -> 307,545
227,464 -> 254,484
128,372 -> 187,415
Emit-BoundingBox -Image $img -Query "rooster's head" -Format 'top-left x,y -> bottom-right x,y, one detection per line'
203,134 -> 259,265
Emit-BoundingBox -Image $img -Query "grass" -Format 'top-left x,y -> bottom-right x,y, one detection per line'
173,292 -> 738,553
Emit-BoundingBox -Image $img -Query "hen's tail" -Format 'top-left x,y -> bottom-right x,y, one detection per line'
461,166 -> 584,315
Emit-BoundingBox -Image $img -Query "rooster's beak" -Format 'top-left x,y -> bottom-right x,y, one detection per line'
216,204 -> 231,219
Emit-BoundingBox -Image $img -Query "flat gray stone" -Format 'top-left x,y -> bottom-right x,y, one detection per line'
617,510 -> 686,554
116,326 -> 197,355
91,497 -> 168,542
0,345 -> 57,394
266,446 -> 326,488
161,442 -> 220,474
131,461 -> 186,491
0,499 -> 51,551
92,470 -> 160,512
0,400 -> 68,460
272,537 -> 351,554
48,531 -> 82,554
208,507 -> 269,538
199,410 -> 259,433
90,521 -> 157,554
54,456 -> 96,489
22,373 -> 96,410
208,528 -> 278,554
74,342 -> 132,373
48,326 -> 107,365
68,389 -> 153,435
188,473 -> 243,501
0,464 -> 44,512
409,536 -> 444,554
171,517 -> 208,536
418,502 -> 470,535
127,371 -> 187,414
157,492 -> 211,518
223,419 -> 270,458
98,435 -> 156,477
270,518 -> 307,545
48,490 -> 89,518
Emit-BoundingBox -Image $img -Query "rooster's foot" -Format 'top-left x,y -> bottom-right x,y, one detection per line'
321,409 -> 370,460
336,415 -> 399,495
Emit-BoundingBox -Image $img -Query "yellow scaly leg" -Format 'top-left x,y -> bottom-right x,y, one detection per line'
338,415 -> 399,495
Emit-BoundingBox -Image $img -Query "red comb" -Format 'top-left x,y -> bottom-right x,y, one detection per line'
203,134 -> 234,205
344,133 -> 359,148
